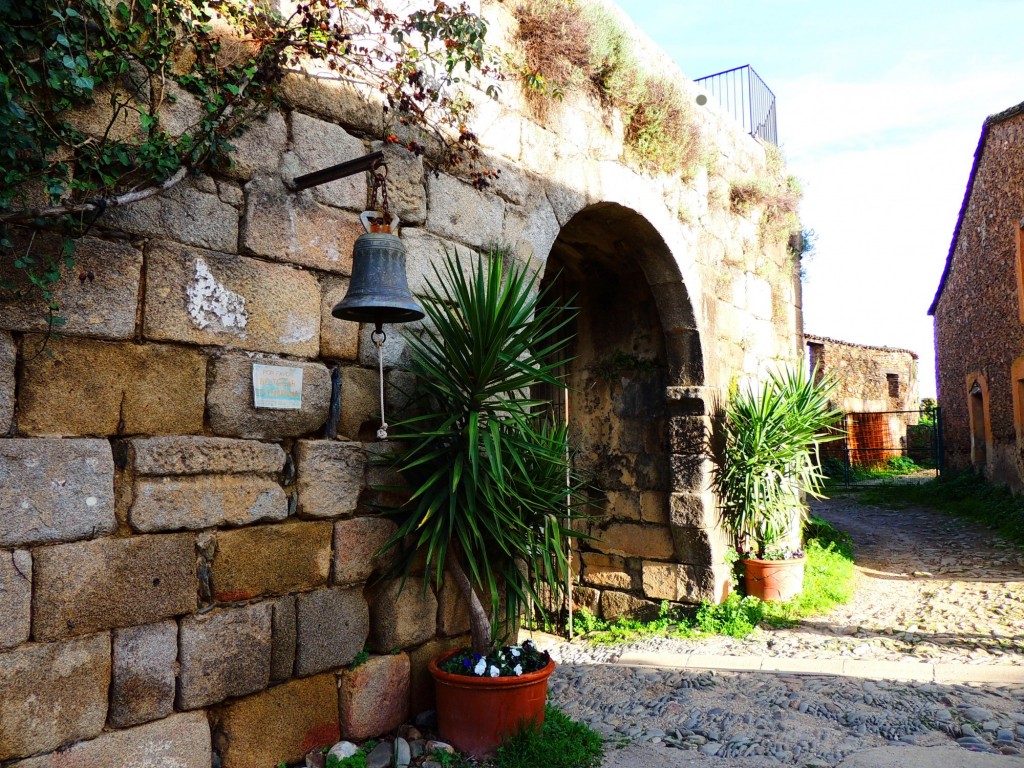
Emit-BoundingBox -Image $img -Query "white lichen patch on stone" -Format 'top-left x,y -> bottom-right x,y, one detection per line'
187,258 -> 248,332
279,313 -> 316,345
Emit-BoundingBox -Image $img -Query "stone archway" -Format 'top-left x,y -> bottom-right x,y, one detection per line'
541,202 -> 727,620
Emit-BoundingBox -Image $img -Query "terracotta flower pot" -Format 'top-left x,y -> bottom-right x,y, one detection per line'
427,649 -> 556,757
743,556 -> 805,602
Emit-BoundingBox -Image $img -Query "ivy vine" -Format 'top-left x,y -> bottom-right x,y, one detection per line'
0,0 -> 500,315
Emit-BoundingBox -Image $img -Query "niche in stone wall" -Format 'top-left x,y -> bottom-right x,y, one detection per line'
538,203 -> 713,621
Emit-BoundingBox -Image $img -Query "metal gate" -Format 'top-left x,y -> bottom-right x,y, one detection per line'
822,408 -> 942,487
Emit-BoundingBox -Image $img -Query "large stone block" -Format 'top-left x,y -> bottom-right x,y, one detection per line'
670,492 -> 714,529
106,177 -> 239,253
338,653 -> 410,740
338,365 -> 381,440
407,635 -> 468,714
501,195 -> 560,264
290,112 -> 366,210
369,578 -> 437,652
332,516 -> 398,586
224,109 -> 288,180
207,355 -> 331,439
580,552 -> 631,590
33,534 -> 198,641
640,491 -> 670,526
177,602 -> 273,709
144,241 -> 321,357
270,595 -> 297,682
129,435 -> 286,476
294,587 -> 369,676
211,520 -> 332,601
670,526 -> 715,566
0,438 -> 115,548
320,276 -> 361,360
436,578 -> 470,636
109,620 -> 178,728
667,414 -> 709,455
130,475 -> 288,533
0,633 -> 111,761
18,337 -> 206,436
425,173 -> 505,249
401,227 -> 479,297
0,331 -> 12,433
604,490 -> 641,521
641,562 -> 715,603
590,523 -> 674,560
280,72 -> 385,135
0,550 -> 31,649
10,713 -> 210,768
369,142 -> 427,224
669,453 -> 712,493
213,673 -> 340,768
0,235 -> 141,340
242,175 -> 362,273
295,440 -> 366,518
598,590 -> 659,622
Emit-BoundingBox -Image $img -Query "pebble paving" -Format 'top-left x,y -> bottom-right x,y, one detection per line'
541,495 -> 1024,766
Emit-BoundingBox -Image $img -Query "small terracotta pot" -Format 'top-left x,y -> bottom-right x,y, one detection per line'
743,556 -> 805,602
428,649 -> 555,757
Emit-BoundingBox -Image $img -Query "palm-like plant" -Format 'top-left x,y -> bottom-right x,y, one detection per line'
713,366 -> 842,558
381,250 -> 587,655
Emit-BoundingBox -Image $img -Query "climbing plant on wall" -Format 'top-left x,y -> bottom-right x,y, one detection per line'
0,0 -> 499,307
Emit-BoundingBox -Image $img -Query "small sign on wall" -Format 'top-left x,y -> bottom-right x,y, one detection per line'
252,364 -> 303,410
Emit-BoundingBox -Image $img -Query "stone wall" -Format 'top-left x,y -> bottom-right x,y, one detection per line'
805,335 -> 920,466
805,335 -> 918,414
0,1 -> 803,764
931,103 -> 1024,488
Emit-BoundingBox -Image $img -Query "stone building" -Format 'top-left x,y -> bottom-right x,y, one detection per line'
805,334 -> 920,466
930,100 -> 1024,488
0,2 -> 804,765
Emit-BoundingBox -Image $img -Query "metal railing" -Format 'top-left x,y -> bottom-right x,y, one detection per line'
695,65 -> 777,145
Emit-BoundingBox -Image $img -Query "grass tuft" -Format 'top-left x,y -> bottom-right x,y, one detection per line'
494,705 -> 604,768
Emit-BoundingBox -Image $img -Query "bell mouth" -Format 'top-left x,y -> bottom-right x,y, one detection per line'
330,305 -> 425,324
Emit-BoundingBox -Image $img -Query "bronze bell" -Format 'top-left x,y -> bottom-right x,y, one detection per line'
332,212 -> 425,329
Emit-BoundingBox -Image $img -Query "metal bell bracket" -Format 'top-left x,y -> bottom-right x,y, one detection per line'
360,210 -> 400,235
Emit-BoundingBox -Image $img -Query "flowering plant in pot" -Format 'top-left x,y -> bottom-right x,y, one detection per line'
379,249 -> 589,756
712,366 -> 842,602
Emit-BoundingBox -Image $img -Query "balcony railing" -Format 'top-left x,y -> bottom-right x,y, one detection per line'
695,65 -> 777,145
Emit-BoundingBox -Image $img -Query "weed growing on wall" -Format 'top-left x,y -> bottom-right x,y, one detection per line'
729,145 -> 804,248
513,0 -> 703,177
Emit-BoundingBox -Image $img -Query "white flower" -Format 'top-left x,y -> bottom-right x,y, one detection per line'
514,664 -> 523,676
489,665 -> 500,677
474,658 -> 487,675
510,647 -> 521,658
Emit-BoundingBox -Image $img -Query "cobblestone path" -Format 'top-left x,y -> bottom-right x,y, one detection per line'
539,495 -> 1024,766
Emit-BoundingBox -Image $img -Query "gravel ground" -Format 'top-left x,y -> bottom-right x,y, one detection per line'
540,495 -> 1024,767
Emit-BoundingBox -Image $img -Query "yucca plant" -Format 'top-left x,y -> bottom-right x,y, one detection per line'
380,249 -> 589,655
713,366 -> 843,559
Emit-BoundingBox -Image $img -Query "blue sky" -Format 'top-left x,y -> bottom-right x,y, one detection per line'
614,1 -> 1024,398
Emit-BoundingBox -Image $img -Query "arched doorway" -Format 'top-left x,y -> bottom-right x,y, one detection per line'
541,203 -> 723,620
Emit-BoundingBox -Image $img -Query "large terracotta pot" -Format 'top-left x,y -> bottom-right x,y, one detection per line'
427,649 -> 556,757
743,556 -> 805,602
